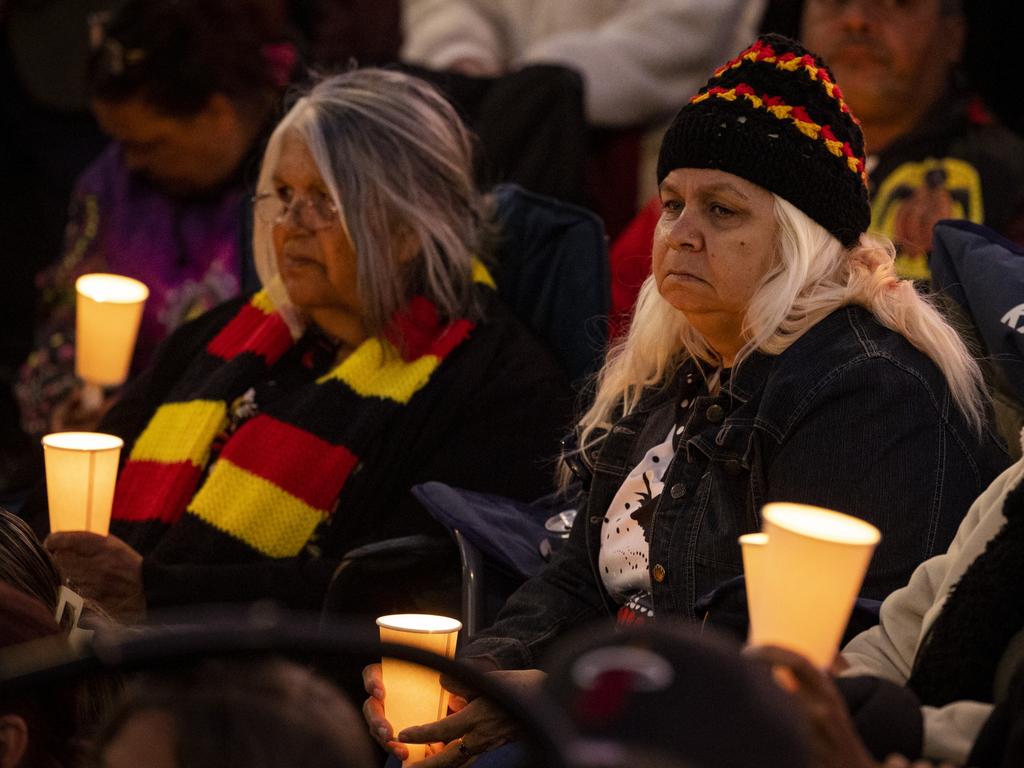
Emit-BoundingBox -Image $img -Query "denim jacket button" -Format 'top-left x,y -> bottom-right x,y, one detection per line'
670,483 -> 686,499
705,404 -> 725,423
652,563 -> 666,583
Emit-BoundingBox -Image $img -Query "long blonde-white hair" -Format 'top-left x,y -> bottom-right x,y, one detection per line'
576,195 -> 986,454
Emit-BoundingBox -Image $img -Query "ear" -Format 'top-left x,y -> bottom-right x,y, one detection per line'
394,228 -> 422,266
0,714 -> 29,768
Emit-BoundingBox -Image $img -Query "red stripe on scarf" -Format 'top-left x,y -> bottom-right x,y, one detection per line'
206,302 -> 293,363
219,414 -> 358,510
112,460 -> 204,524
388,296 -> 475,361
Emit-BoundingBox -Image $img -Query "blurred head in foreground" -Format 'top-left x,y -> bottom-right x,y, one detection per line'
94,657 -> 375,768
542,620 -> 810,768
0,582 -> 75,768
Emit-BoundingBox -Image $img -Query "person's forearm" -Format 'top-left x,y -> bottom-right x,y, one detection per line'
460,556 -> 608,669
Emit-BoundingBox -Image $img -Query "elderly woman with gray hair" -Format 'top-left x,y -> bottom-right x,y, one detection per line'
35,68 -> 572,620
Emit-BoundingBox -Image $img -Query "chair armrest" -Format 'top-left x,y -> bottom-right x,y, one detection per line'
336,534 -> 454,562
322,534 -> 461,620
454,529 -> 486,639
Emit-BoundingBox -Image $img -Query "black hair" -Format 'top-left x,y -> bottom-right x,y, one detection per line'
88,0 -> 290,117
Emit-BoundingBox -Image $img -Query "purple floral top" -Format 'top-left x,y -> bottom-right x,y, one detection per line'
18,143 -> 244,436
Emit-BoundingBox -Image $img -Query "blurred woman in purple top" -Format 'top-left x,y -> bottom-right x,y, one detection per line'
17,0 -> 296,438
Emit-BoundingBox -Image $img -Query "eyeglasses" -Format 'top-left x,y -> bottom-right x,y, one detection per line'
252,190 -> 341,231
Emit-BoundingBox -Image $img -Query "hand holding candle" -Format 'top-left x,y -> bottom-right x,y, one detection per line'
742,503 -> 881,668
377,614 -> 462,765
45,530 -> 145,622
739,532 -> 769,645
75,274 -> 149,410
42,431 -> 123,535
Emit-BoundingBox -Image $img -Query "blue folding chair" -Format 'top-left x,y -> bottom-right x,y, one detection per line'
931,220 -> 1024,458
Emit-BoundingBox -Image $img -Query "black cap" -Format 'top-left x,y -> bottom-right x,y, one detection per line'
657,34 -> 870,247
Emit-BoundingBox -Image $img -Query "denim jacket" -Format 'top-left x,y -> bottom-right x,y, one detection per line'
463,306 -> 1008,670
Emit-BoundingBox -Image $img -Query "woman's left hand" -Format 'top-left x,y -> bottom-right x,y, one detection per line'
45,532 -> 145,623
397,669 -> 546,767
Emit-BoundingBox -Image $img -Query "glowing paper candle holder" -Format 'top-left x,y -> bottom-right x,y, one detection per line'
757,502 -> 881,668
738,532 -> 770,644
75,274 -> 149,410
42,432 -> 124,535
377,614 -> 462,766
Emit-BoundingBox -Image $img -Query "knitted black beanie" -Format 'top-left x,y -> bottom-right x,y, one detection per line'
657,33 -> 871,248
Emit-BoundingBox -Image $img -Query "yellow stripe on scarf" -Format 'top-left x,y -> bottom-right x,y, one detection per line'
129,400 -> 228,466
315,259 -> 489,402
188,459 -> 323,557
317,338 -> 441,404
472,259 -> 496,289
251,289 -> 276,315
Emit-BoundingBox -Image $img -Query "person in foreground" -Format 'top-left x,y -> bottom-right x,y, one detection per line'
363,33 -> 1007,766
843,433 -> 1024,765
0,583 -> 76,768
35,68 -> 571,621
95,657 -> 376,768
542,619 -> 812,768
753,427 -> 1024,767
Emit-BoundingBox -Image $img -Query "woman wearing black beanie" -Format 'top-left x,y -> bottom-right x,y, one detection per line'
363,34 -> 1007,767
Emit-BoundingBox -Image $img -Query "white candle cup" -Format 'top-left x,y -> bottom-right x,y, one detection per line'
758,502 -> 881,668
738,532 -> 770,645
377,614 -> 462,766
42,432 -> 124,535
75,273 -> 149,388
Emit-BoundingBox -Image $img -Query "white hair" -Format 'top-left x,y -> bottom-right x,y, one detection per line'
253,68 -> 486,337
576,195 -> 986,454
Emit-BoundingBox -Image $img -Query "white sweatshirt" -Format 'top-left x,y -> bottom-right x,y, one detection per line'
400,0 -> 766,127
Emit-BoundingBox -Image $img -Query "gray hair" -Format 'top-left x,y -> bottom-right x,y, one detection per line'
254,68 -> 486,337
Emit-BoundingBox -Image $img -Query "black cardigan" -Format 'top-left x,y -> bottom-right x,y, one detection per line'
26,292 -> 573,611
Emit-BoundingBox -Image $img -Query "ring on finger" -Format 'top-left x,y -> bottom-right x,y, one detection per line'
457,737 -> 472,758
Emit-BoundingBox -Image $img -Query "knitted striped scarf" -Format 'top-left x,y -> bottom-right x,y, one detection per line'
109,287 -> 480,563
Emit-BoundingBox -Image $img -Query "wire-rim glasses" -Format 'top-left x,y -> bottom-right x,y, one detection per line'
252,190 -> 341,231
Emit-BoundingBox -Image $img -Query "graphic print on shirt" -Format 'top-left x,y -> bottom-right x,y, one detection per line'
629,472 -> 657,545
599,424 -> 676,608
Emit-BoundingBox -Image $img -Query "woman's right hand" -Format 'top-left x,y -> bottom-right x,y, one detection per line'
363,663 -> 410,761
50,385 -> 116,432
362,663 -> 541,766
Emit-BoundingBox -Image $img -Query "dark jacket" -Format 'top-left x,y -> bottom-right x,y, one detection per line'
462,305 -> 1008,669
25,291 -> 573,610
871,88 -> 1024,250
